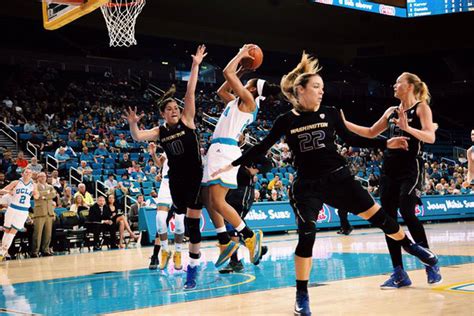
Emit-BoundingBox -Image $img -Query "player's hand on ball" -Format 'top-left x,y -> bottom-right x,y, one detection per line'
211,164 -> 233,178
387,136 -> 409,150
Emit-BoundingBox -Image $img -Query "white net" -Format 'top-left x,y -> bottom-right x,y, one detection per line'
100,0 -> 146,47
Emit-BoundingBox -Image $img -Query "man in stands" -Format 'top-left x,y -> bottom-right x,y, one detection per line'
88,195 -> 118,250
74,183 -> 94,207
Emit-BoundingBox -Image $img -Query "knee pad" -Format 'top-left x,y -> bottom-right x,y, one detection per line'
174,214 -> 185,235
295,222 -> 316,258
367,209 -> 399,235
186,217 -> 201,244
156,211 -> 168,235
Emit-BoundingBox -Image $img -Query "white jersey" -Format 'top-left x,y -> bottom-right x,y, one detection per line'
10,179 -> 34,212
212,97 -> 261,144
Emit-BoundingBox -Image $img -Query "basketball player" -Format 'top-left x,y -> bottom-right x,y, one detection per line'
124,45 -> 206,290
468,129 -> 474,186
147,142 -> 185,271
0,169 -> 39,261
341,72 -> 442,288
201,44 -> 280,268
219,133 -> 272,273
212,53 -> 439,316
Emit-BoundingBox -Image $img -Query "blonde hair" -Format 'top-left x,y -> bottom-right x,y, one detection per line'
281,52 -> 322,108
401,72 -> 431,104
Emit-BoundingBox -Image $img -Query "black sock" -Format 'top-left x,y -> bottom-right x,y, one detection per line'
239,226 -> 254,240
217,232 -> 231,245
189,252 -> 200,260
296,280 -> 308,293
398,236 -> 413,248
231,251 -> 239,263
152,244 -> 161,258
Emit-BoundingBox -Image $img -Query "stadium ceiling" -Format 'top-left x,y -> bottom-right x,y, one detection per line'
3,0 -> 474,60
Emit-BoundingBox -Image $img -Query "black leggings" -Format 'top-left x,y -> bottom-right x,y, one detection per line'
379,173 -> 428,269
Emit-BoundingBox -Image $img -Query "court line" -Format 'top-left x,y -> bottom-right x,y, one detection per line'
169,272 -> 256,296
432,280 -> 474,294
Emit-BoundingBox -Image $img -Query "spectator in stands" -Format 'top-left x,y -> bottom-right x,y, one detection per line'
129,194 -> 146,226
0,172 -> 8,187
106,194 -> 138,248
88,195 -> 118,250
50,170 -> 62,193
59,186 -> 73,208
281,146 -> 292,164
430,167 -> 442,182
268,175 -> 280,191
26,156 -> 43,174
114,133 -> 129,152
81,133 -> 95,149
254,189 -> 261,202
145,190 -> 159,207
31,172 -> 56,258
119,153 -> 132,169
15,151 -> 28,170
39,134 -> 56,156
104,174 -> 118,194
130,164 -> 146,182
54,147 -> 70,175
269,189 -> 282,202
77,160 -> 94,192
24,120 -> 38,133
259,182 -> 270,201
69,194 -> 89,214
94,143 -> 109,160
74,183 -> 94,207
468,129 -> 474,185
80,147 -> 95,163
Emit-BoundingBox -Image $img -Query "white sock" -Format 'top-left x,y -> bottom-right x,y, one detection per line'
0,233 -> 15,256
189,257 -> 200,267
175,242 -> 182,252
235,221 -> 246,232
216,226 -> 227,233
161,239 -> 169,251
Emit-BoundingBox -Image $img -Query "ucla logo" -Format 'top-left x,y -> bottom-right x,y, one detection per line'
16,188 -> 31,195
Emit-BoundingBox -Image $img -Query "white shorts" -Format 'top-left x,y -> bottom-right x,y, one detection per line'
4,208 -> 29,231
157,178 -> 172,208
201,143 -> 241,189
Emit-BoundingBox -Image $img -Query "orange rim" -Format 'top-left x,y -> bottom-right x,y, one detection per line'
104,0 -> 144,7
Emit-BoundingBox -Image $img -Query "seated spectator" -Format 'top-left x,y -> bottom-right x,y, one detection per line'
104,174 -> 118,194
54,147 -> 70,175
107,194 -> 138,248
26,156 -> 43,174
50,170 -> 62,193
129,194 -> 146,226
60,186 -> 74,208
77,160 -> 94,192
0,172 -> 9,187
16,151 -> 28,170
80,147 -> 95,163
130,164 -> 146,182
82,133 -> 95,149
88,195 -> 118,250
145,190 -> 159,207
118,152 -> 132,169
269,189 -> 282,202
74,183 -> 95,207
69,194 -> 89,214
24,120 -> 38,133
114,133 -> 129,152
94,142 -> 109,160
254,189 -> 261,202
268,175 -> 280,191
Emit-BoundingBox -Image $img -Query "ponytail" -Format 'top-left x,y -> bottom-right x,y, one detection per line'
401,72 -> 431,104
158,84 -> 177,112
281,52 -> 322,107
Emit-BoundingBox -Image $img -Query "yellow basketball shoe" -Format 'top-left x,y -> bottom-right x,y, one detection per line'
244,230 -> 263,264
159,250 -> 172,270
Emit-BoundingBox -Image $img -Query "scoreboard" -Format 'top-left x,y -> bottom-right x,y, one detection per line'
311,0 -> 474,18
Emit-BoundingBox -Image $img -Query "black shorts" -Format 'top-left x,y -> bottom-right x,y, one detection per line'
226,185 -> 255,220
289,167 -> 375,226
380,157 -> 424,199
168,168 -> 203,214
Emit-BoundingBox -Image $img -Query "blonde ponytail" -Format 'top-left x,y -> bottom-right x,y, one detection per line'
401,72 -> 431,104
281,52 -> 322,107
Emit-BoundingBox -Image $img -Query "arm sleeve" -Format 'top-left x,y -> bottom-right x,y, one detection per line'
331,107 -> 387,149
232,114 -> 288,167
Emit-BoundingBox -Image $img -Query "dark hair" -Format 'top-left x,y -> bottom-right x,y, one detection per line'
247,78 -> 281,99
158,85 -> 177,112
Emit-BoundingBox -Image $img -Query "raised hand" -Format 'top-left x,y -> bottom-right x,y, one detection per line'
210,164 -> 234,178
122,107 -> 144,125
192,44 -> 208,65
148,142 -> 157,154
387,136 -> 409,151
238,44 -> 256,60
394,108 -> 409,131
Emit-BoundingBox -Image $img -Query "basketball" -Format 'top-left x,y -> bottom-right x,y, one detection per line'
241,45 -> 263,70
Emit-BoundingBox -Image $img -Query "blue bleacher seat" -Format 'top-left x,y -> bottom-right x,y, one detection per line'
271,168 -> 279,174
142,181 -> 153,189
105,158 -> 115,164
143,188 -> 153,196
92,163 -> 102,169
116,169 -> 127,176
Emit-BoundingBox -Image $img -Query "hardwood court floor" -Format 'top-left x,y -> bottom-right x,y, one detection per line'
0,222 -> 473,315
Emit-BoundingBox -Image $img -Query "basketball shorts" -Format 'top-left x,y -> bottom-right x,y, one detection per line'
157,178 -> 173,208
289,167 -> 375,226
4,208 -> 29,231
201,143 -> 241,189
169,168 -> 203,214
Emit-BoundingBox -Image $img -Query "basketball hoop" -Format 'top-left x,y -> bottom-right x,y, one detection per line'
100,0 -> 146,47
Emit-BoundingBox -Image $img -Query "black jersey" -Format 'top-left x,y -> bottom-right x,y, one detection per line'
385,102 -> 424,165
235,143 -> 273,187
158,119 -> 202,175
233,106 -> 387,179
